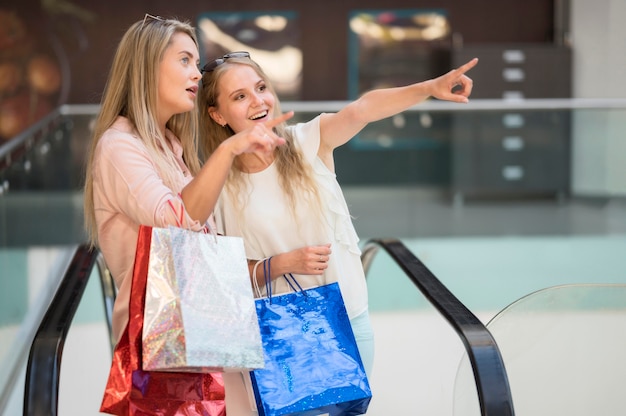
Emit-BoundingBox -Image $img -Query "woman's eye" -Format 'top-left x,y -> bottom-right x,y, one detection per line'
181,57 -> 189,64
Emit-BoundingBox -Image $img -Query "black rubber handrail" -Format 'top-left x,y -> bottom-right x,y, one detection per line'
97,252 -> 117,352
23,244 -> 98,416
361,238 -> 515,416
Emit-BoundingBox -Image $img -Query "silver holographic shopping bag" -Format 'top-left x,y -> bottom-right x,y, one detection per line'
142,226 -> 264,373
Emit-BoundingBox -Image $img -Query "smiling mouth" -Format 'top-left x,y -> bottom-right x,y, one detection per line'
187,86 -> 198,95
250,110 -> 268,120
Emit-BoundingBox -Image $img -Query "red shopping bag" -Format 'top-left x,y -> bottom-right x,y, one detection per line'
100,225 -> 226,415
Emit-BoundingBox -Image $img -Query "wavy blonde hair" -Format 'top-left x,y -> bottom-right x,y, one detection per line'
198,57 -> 321,219
83,16 -> 201,247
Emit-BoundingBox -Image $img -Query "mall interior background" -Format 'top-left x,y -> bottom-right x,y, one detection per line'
2,1 -> 626,415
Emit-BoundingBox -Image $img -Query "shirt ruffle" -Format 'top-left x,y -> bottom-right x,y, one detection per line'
311,157 -> 362,257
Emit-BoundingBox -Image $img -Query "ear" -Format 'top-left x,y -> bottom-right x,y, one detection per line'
208,107 -> 226,127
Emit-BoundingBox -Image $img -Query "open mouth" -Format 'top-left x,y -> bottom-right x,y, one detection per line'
250,110 -> 268,120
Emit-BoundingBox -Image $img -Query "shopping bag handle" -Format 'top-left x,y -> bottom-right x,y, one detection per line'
252,257 -> 305,303
166,198 -> 218,243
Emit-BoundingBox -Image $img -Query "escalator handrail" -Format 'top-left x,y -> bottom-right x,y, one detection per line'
23,243 -> 98,416
362,238 -> 515,416
96,251 -> 117,352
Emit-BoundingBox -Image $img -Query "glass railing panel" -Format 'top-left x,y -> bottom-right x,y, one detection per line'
4,251 -> 111,415
57,264 -> 112,416
0,246 -> 76,414
0,114 -> 88,247
453,284 -> 626,416
0,99 -> 624,245
0,108 -> 96,414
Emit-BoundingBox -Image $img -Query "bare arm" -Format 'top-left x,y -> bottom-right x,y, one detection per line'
181,111 -> 293,223
248,244 -> 332,288
318,57 -> 478,165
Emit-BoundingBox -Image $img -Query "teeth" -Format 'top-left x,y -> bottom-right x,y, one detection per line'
250,110 -> 267,120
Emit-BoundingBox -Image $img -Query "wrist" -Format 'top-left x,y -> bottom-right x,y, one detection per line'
419,79 -> 435,98
217,138 -> 239,159
269,253 -> 288,278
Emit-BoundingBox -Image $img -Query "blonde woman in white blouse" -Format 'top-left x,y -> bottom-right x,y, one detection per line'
198,51 -> 477,415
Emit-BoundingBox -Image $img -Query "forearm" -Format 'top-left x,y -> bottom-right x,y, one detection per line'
353,80 -> 435,123
180,142 -> 235,223
247,253 -> 291,284
247,246 -> 329,287
320,59 -> 475,152
351,58 -> 477,122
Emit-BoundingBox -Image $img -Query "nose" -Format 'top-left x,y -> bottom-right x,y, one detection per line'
252,92 -> 265,106
192,66 -> 202,81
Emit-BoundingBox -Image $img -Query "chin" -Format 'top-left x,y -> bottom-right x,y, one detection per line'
176,103 -> 196,115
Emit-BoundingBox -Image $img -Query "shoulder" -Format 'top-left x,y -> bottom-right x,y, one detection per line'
98,117 -> 146,155
286,115 -> 323,159
94,119 -> 154,176
287,115 -> 322,140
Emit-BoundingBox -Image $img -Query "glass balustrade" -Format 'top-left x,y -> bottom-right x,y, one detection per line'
1,99 -> 626,415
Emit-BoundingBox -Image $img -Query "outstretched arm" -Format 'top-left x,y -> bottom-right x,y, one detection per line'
318,57 -> 478,162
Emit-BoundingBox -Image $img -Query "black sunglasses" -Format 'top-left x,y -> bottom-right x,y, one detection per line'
201,51 -> 251,74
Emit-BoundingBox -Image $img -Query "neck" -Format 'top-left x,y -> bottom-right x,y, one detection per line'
238,152 -> 275,173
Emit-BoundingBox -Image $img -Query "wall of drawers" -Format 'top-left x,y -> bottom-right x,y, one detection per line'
451,44 -> 572,204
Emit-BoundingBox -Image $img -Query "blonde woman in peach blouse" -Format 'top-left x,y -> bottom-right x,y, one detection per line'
83,15 -> 291,352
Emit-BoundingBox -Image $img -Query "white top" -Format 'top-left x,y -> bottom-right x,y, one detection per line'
214,115 -> 368,319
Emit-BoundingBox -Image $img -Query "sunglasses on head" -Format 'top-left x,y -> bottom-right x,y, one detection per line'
201,51 -> 251,73
140,13 -> 164,29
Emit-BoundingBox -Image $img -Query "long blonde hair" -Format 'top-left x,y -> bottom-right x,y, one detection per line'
83,16 -> 201,247
198,57 -> 321,217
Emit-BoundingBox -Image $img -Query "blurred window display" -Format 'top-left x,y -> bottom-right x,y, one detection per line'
348,9 -> 451,98
196,11 -> 302,101
346,9 -> 453,150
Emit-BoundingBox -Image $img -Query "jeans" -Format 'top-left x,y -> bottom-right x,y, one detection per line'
350,310 -> 375,378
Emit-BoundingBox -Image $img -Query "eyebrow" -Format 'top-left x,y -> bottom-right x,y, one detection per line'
179,49 -> 200,64
228,79 -> 265,97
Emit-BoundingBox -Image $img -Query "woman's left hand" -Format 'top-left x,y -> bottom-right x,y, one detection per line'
272,244 -> 332,277
226,111 -> 294,156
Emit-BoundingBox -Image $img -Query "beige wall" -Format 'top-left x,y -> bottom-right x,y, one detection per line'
570,0 -> 626,196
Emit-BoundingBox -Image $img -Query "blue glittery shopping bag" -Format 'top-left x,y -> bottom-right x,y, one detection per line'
249,265 -> 372,416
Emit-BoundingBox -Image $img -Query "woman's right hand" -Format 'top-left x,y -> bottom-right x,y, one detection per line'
225,111 -> 294,156
271,243 -> 332,277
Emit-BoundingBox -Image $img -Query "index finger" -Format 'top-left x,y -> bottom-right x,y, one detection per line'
264,111 -> 294,130
454,57 -> 479,76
